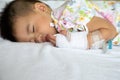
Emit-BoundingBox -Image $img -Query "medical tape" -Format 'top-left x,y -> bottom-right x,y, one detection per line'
92,30 -> 102,42
91,30 -> 105,49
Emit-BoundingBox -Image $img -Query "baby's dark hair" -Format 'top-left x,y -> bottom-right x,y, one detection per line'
0,0 -> 51,42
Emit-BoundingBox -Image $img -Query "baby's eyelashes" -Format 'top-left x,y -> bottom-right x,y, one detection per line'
32,25 -> 35,33
28,25 -> 36,34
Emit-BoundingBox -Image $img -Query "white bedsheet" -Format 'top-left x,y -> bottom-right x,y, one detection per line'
0,38 -> 120,80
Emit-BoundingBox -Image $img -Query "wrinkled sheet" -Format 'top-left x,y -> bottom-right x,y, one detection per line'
0,39 -> 120,80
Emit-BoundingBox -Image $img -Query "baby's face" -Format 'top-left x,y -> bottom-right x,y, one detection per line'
13,11 -> 57,42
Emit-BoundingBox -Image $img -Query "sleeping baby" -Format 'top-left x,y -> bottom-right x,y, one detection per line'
0,0 -> 118,50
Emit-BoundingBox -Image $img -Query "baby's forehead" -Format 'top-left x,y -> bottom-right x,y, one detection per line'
13,16 -> 27,29
13,17 -> 29,41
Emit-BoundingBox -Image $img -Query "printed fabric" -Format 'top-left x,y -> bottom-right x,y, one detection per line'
52,0 -> 95,32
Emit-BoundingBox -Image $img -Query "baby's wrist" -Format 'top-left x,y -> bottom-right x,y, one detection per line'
56,32 -> 88,49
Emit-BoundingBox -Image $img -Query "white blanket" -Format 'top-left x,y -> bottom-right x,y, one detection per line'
0,38 -> 120,80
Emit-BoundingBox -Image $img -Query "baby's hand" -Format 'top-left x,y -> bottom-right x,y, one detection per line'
59,30 -> 67,36
46,34 -> 56,46
46,30 -> 68,46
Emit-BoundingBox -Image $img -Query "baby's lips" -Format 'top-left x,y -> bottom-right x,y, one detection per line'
34,34 -> 48,42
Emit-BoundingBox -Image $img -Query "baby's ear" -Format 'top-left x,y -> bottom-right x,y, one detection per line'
34,2 -> 47,12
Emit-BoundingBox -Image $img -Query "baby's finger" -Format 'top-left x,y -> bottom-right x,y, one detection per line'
59,30 -> 67,36
46,34 -> 56,46
47,34 -> 56,41
49,38 -> 56,46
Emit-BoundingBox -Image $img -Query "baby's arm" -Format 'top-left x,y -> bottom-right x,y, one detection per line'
47,16 -> 118,49
87,16 -> 118,41
47,30 -> 88,49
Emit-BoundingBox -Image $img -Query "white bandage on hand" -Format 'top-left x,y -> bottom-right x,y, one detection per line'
56,31 -> 88,49
91,30 -> 106,49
